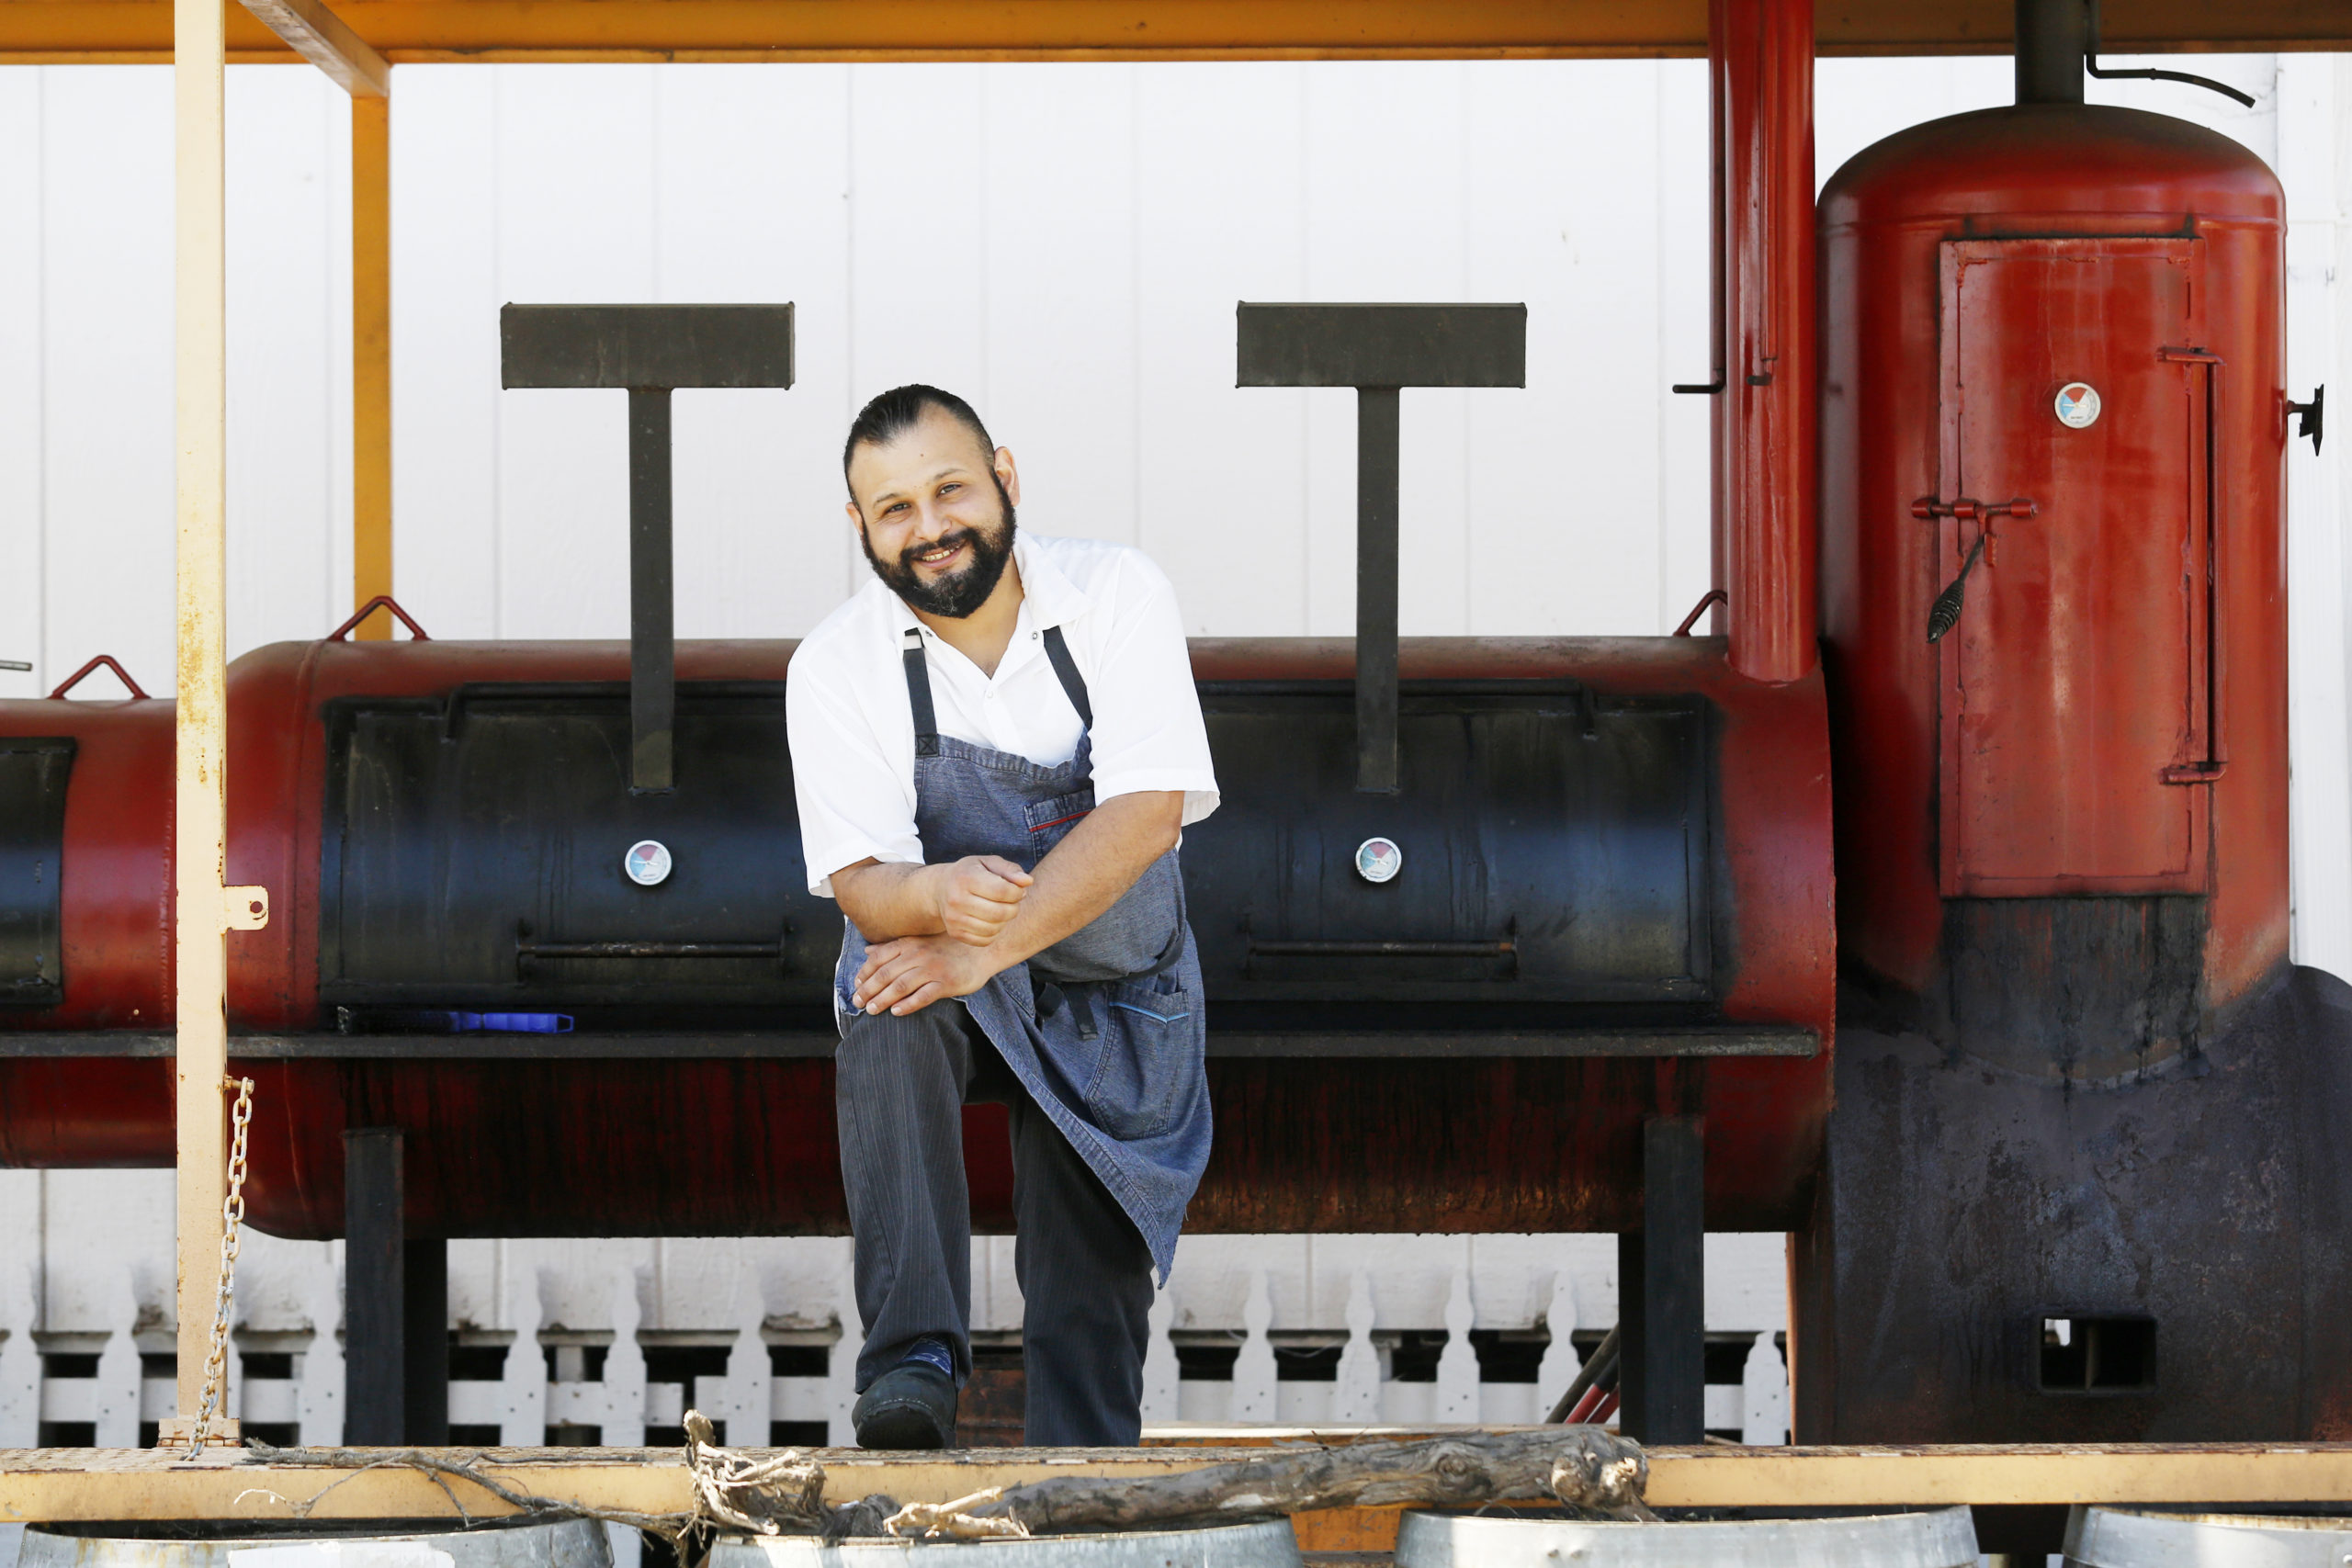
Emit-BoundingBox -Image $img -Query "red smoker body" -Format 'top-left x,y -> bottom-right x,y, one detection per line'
0,634 -> 1833,1241
1797,105 -> 2352,1443
1821,104 -> 2287,1025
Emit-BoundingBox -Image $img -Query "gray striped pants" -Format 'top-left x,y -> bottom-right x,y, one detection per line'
835,998 -> 1154,1446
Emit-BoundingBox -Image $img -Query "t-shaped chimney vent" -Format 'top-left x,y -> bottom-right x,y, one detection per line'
1237,302 -> 1527,793
501,303 -> 796,793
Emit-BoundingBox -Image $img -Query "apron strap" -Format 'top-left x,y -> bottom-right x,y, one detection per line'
1041,625 -> 1093,730
903,626 -> 1087,750
901,627 -> 940,758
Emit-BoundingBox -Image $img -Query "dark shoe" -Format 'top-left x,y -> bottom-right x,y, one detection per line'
853,1360 -> 958,1449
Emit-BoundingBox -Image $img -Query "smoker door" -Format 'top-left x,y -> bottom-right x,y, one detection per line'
0,737 -> 74,1006
1938,238 -> 2209,897
1184,681 -> 1715,1006
321,682 -> 836,1013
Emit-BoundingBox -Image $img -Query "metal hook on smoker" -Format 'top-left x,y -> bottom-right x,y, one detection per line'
2290,386 -> 2325,455
1928,536 -> 1988,644
48,654 -> 149,700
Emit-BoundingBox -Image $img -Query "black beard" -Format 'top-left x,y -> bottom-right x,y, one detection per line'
861,491 -> 1018,618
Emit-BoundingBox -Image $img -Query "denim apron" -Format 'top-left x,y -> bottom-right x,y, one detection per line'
834,624 -> 1211,1279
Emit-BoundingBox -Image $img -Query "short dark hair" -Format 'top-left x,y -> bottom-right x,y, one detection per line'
842,385 -> 995,496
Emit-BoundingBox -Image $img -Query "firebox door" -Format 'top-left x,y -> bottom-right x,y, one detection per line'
1936,237 -> 2212,897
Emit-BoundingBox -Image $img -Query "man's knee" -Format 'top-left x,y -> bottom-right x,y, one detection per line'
836,1000 -> 975,1093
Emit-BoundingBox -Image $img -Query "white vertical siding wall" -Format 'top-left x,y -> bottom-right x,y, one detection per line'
2278,56 -> 2352,977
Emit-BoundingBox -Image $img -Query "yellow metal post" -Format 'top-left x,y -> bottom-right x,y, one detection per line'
169,0 -> 231,1434
352,90 -> 390,634
168,0 -> 268,1444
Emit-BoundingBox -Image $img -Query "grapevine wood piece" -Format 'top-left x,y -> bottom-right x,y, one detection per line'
682,1411 -> 899,1541
14,1441 -> 2352,1525
252,1426 -> 1648,1544
945,1428 -> 1654,1535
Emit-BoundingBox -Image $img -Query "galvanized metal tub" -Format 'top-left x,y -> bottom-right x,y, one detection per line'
2065,1505 -> 2352,1566
1395,1505 -> 1979,1567
708,1520 -> 1299,1568
17,1517 -> 612,1568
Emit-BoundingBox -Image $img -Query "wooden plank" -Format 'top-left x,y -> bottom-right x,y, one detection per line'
236,0 -> 389,95
5,0 -> 2352,64
13,1442 -> 2352,1523
351,92 -> 392,637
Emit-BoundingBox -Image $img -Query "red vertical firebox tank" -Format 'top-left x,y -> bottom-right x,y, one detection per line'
1797,1 -> 2352,1442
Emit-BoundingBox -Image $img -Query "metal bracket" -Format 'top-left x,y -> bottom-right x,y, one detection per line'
501,304 -> 796,794
2290,386 -> 2324,455
223,886 -> 270,932
1236,302 -> 1527,793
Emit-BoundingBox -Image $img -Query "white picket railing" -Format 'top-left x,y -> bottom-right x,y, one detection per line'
0,1170 -> 1793,1450
0,1254 -> 1790,1450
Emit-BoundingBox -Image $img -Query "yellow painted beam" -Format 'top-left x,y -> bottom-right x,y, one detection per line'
235,0 -> 387,92
11,1442 -> 2352,1525
351,91 -> 391,637
168,0 -> 232,1441
2,0 -> 2349,63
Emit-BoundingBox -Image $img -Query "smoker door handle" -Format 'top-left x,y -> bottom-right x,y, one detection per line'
514,921 -> 790,976
1246,939 -> 1516,958
1242,934 -> 1521,980
2160,347 -> 2228,784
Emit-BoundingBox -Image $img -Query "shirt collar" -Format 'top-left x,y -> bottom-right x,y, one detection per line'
885,532 -> 1092,640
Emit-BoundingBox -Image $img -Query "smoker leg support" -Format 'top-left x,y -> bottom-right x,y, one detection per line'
1617,1116 -> 1706,1443
404,1237 -> 449,1443
345,1129 -> 404,1443
345,1129 -> 449,1443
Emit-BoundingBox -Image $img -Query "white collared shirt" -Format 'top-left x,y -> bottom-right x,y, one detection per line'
786,533 -> 1221,897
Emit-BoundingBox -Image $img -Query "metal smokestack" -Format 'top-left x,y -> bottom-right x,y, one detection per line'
2015,0 -> 2086,106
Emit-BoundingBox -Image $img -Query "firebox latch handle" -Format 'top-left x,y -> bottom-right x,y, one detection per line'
1913,497 -> 2037,645
1909,496 -> 2039,524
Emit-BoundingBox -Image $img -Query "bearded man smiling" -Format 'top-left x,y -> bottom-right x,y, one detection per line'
785,385 -> 1219,1450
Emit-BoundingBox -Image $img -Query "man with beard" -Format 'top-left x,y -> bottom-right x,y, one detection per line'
786,385 -> 1219,1449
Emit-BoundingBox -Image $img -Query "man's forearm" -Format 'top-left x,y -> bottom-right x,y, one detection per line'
832,859 -> 948,942
981,792 -> 1182,968
845,792 -> 1186,1015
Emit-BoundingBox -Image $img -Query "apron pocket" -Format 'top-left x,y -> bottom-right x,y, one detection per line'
1024,788 -> 1097,845
1083,976 -> 1200,1140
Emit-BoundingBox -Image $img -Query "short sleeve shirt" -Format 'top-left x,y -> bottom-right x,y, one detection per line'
785,533 -> 1220,897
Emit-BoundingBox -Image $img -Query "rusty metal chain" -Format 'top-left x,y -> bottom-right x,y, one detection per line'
184,1074 -> 254,1457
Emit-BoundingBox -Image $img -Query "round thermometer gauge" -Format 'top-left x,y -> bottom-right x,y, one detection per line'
624,839 -> 673,886
2054,382 -> 2101,429
1355,837 -> 1404,884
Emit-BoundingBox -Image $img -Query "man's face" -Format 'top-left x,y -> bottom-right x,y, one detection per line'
845,406 -> 1021,619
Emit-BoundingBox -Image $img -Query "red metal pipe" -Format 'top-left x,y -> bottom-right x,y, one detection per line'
1711,0 -> 1817,683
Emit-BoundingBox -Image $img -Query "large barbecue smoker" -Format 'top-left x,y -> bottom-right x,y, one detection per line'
0,0 -> 2347,1476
